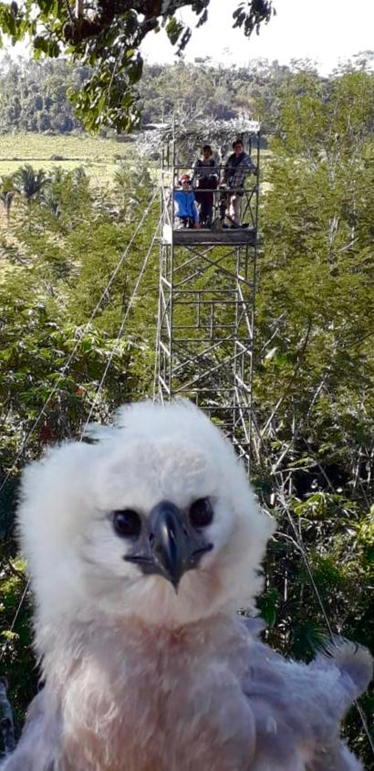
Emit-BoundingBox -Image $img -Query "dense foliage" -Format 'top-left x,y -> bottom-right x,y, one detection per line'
255,69 -> 374,763
0,64 -> 373,764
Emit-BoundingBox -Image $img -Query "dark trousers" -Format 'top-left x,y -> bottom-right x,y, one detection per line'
195,191 -> 214,225
195,178 -> 217,226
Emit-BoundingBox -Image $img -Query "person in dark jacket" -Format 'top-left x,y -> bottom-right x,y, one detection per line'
174,174 -> 200,229
192,145 -> 218,227
221,139 -> 257,226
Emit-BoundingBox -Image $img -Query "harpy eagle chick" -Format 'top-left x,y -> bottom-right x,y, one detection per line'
2,401 -> 372,771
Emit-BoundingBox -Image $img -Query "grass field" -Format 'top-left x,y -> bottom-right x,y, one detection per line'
0,133 -> 270,184
0,133 -> 133,184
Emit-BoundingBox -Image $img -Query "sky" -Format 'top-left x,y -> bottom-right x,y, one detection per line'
141,0 -> 374,74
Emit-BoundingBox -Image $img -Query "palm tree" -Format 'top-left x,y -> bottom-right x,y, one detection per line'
40,171 -> 64,219
14,164 -> 46,202
13,164 -> 46,228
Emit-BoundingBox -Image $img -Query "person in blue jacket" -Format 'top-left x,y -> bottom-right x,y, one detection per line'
174,174 -> 200,229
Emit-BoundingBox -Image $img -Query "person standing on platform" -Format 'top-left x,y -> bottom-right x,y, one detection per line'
221,139 -> 257,226
192,145 -> 218,227
174,174 -> 200,229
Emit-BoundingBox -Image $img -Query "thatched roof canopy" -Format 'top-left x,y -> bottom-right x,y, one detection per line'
138,118 -> 261,160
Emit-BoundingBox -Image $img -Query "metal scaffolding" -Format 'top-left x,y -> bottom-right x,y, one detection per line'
155,120 -> 261,467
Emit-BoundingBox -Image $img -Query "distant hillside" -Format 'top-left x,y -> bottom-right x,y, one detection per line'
0,56 -> 322,137
0,54 -> 373,138
0,57 -> 88,134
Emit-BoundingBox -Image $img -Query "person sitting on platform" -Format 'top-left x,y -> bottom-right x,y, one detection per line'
191,145 -> 218,227
174,174 -> 200,229
221,139 -> 257,227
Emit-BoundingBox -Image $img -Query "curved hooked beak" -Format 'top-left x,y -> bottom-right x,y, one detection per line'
125,501 -> 213,591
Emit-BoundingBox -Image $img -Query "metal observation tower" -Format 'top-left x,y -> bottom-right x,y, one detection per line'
154,119 -> 261,468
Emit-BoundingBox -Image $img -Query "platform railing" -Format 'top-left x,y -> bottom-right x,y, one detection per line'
164,163 -> 259,231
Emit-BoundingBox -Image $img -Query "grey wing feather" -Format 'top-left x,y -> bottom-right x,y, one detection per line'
312,638 -> 373,698
242,633 -> 372,770
0,691 -> 60,771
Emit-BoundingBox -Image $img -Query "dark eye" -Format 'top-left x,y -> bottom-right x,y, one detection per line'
112,510 -> 142,539
189,498 -> 214,529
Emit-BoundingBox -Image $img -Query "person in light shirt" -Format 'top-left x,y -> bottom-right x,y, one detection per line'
221,139 -> 257,226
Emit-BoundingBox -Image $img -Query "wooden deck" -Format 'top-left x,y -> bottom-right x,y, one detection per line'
162,225 -> 257,247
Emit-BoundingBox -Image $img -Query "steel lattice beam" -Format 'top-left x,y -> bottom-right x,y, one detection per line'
155,128 -> 261,469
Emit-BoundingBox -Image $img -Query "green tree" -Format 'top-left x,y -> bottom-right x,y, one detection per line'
14,164 -> 46,204
252,69 -> 374,763
39,166 -> 92,232
0,1 -> 275,132
13,164 -> 46,230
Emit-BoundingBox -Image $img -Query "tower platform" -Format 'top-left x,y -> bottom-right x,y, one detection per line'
162,224 -> 257,246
